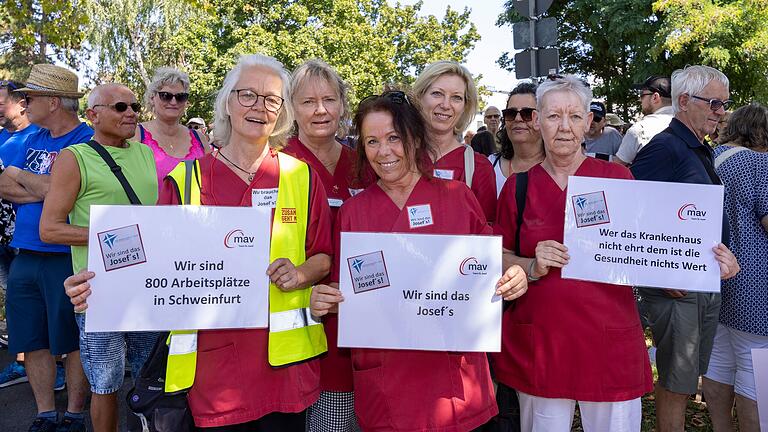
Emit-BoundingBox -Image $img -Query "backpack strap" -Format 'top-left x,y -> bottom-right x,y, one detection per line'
86,140 -> 142,205
714,146 -> 748,169
139,124 -> 146,143
514,171 -> 529,256
463,145 -> 475,188
190,129 -> 206,153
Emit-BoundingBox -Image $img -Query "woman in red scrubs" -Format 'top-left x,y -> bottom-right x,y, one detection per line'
412,61 -> 497,223
310,91 -> 528,431
163,54 -> 333,431
493,75 -> 653,431
284,59 -> 367,432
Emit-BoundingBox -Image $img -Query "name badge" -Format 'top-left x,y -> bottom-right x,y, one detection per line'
433,169 -> 454,180
407,204 -> 433,229
348,188 -> 364,197
328,198 -> 344,208
251,188 -> 278,209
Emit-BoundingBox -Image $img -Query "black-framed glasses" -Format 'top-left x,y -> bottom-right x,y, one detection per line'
690,95 -> 733,112
639,91 -> 654,98
502,107 -> 535,122
231,89 -> 284,112
190,124 -> 203,130
92,102 -> 142,113
484,114 -> 501,119
156,91 -> 189,103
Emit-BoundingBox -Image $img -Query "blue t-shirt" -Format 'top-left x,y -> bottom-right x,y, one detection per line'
9,122 -> 93,252
0,124 -> 41,168
0,129 -> 11,147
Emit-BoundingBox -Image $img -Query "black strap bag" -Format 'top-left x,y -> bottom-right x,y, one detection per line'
126,332 -> 195,432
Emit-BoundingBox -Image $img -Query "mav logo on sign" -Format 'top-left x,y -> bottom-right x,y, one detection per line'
572,191 -> 611,228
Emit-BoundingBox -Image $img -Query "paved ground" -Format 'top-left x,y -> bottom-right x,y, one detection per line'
0,347 -> 134,431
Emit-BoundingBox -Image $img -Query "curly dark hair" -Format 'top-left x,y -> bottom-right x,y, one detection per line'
719,103 -> 768,151
353,91 -> 435,183
497,82 -> 539,160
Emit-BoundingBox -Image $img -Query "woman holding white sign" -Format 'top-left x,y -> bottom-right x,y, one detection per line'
492,75 -> 653,431
310,91 -> 528,431
66,55 -> 335,431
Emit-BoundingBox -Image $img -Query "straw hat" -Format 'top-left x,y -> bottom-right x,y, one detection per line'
15,64 -> 85,98
605,113 -> 626,127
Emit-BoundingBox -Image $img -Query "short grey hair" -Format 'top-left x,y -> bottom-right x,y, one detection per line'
412,60 -> 479,135
536,75 -> 592,113
145,67 -> 190,112
671,65 -> 729,114
59,97 -> 80,113
87,83 -> 131,108
213,54 -> 294,149
290,59 -> 352,137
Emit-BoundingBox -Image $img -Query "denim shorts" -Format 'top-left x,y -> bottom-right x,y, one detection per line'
75,313 -> 161,394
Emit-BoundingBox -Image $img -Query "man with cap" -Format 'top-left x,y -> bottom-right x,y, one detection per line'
0,64 -> 91,432
615,75 -> 674,166
186,116 -> 206,134
584,101 -> 623,158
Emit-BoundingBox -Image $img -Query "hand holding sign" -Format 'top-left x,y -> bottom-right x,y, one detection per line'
533,240 -> 570,278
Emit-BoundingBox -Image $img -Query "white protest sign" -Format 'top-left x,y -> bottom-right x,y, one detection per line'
338,232 -> 502,352
86,205 -> 271,332
562,177 -> 723,292
753,349 -> 768,431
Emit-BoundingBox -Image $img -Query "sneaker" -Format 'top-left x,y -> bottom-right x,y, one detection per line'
54,363 -> 66,391
0,360 -> 28,388
55,417 -> 86,432
28,417 -> 58,432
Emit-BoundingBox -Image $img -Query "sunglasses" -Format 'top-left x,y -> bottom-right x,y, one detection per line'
156,91 -> 189,103
502,107 -> 535,122
92,102 -> 142,113
690,95 -> 733,112
485,114 -> 501,119
190,124 -> 204,130
231,89 -> 284,113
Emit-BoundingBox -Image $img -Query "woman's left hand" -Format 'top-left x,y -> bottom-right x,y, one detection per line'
267,258 -> 301,291
713,243 -> 739,280
495,264 -> 528,301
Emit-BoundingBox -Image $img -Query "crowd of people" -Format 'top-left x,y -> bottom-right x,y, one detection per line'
0,56 -> 764,432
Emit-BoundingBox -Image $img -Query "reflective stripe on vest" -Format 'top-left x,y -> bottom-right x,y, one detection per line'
163,152 -> 327,392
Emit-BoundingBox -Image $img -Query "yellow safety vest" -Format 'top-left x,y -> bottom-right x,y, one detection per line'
163,152 -> 328,393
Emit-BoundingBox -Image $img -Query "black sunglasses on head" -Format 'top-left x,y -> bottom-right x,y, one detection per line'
156,91 -> 189,103
360,90 -> 412,107
502,107 -> 536,122
92,102 -> 142,113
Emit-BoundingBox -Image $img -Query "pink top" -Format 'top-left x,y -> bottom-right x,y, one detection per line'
140,125 -> 206,180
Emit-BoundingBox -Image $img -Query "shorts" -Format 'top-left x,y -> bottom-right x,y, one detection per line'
76,313 -> 160,394
6,251 -> 79,355
638,288 -> 720,394
704,324 -> 768,401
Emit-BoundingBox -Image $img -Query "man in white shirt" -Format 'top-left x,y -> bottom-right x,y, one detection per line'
615,76 -> 674,166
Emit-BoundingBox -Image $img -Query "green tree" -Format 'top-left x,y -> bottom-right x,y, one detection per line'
87,0 -> 480,120
652,0 -> 768,104
497,0 -> 661,119
0,0 -> 88,79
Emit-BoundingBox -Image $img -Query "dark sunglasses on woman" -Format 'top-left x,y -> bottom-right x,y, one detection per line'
502,107 -> 535,122
156,91 -> 189,103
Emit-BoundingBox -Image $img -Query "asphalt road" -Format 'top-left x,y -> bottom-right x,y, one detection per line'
0,347 -> 134,431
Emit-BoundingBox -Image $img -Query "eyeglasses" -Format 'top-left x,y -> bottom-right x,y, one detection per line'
156,91 -> 189,103
484,114 -> 501,119
639,91 -> 654,98
190,124 -> 204,130
0,80 -> 19,91
690,95 -> 733,112
231,89 -> 284,112
92,102 -> 142,113
502,107 -> 535,122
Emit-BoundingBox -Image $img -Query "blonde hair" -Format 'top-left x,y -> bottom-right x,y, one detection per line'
291,59 -> 351,137
412,60 -> 478,135
144,67 -> 190,112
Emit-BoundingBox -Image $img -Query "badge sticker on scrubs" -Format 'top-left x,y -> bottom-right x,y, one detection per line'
347,251 -> 390,294
572,191 -> 611,228
407,204 -> 433,229
97,224 -> 147,272
348,188 -> 363,197
328,198 -> 344,207
251,188 -> 278,210
433,169 -> 454,180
